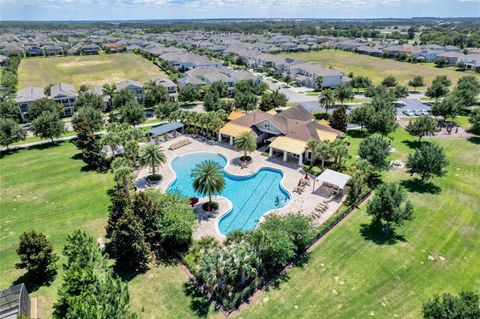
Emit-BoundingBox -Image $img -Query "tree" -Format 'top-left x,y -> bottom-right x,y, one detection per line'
405,116 -> 437,141
381,75 -> 398,87
319,89 -> 336,114
393,85 -> 409,99
155,101 -> 179,119
408,75 -> 425,91
348,105 -> 371,131
31,111 -> 65,142
74,92 -> 105,110
106,188 -> 131,238
234,92 -> 257,111
366,183 -> 414,232
366,107 -> 397,137
431,95 -> 459,121
197,242 -> 260,309
72,106 -> 104,133
306,139 -> 320,168
406,142 -> 449,182
144,81 -> 169,108
0,99 -> 21,122
157,204 -> 196,253
469,106 -> 480,133
110,210 -> 150,272
102,83 -> 117,101
16,230 -> 58,285
192,160 -> 225,210
331,138 -> 350,167
53,230 -> 136,319
315,76 -> 323,91
335,85 -> 354,106
426,75 -> 451,101
29,98 -> 62,120
452,75 -> 480,108
112,88 -> 136,109
179,84 -> 200,102
350,75 -> 372,93
358,137 -> 390,170
139,143 -> 166,177
111,157 -> 134,196
209,81 -> 229,98
316,141 -> 332,169
0,118 -> 26,149
422,290 -> 480,319
348,159 -> 374,202
330,105 -> 348,132
259,90 -> 287,111
203,90 -> 223,112
120,100 -> 145,126
234,131 -> 257,160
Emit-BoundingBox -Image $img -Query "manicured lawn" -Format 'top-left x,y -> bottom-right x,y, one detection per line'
284,49 -> 480,88
0,142 -> 113,317
234,129 -> 480,319
18,53 -> 167,89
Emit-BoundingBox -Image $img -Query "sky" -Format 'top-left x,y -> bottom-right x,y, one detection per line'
1,0 -> 480,21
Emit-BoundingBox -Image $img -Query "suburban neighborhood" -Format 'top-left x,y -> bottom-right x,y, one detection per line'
0,11 -> 479,319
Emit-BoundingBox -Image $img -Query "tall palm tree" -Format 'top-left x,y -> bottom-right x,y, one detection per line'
306,139 -> 321,168
331,139 -> 349,166
111,157 -> 134,196
192,160 -> 225,210
139,143 -> 166,177
317,141 -> 331,170
319,89 -> 336,114
235,131 -> 257,161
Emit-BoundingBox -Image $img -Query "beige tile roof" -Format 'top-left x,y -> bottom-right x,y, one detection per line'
269,136 -> 307,155
219,122 -> 254,138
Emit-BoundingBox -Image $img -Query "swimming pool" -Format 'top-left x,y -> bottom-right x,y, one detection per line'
167,152 -> 291,235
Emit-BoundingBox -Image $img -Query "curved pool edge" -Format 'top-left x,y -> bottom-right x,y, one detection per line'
164,150 -> 295,237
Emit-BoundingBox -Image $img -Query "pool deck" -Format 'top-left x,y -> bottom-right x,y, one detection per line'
135,134 -> 346,241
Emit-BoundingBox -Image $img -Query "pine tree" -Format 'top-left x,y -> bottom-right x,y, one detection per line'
110,210 -> 150,272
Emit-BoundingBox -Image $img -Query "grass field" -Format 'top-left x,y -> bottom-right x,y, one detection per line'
1,129 -> 479,318
18,53 -> 167,89
284,49 -> 480,88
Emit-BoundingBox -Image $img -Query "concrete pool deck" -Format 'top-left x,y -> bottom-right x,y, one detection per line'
135,134 -> 346,241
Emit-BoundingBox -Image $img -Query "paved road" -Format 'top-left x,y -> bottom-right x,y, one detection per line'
263,77 -> 319,104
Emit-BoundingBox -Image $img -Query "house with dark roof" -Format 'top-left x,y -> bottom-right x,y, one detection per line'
154,78 -> 179,101
218,105 -> 342,165
87,86 -> 112,111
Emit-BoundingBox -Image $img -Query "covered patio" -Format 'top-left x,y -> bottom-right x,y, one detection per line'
218,122 -> 254,145
146,122 -> 185,143
268,136 -> 307,165
314,169 -> 351,196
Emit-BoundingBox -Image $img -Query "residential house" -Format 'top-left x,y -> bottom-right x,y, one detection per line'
218,105 -> 342,165
116,80 -> 144,102
412,49 -> 441,62
50,83 -> 78,116
289,62 -> 344,89
43,45 -> 64,56
357,45 -> 383,56
81,44 -> 99,55
15,87 -> 46,122
25,45 -> 44,56
105,42 -> 125,53
154,78 -> 179,101
435,52 -> 468,65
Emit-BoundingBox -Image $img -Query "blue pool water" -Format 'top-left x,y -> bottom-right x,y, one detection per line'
167,152 -> 291,235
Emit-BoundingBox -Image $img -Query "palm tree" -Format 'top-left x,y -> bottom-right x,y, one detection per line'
102,84 -> 117,109
317,141 -> 331,170
319,90 -> 336,114
234,131 -> 257,161
331,139 -> 349,166
139,143 -> 166,177
306,139 -> 321,168
111,157 -> 134,196
192,160 -> 225,211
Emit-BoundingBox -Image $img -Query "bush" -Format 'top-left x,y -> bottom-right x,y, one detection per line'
202,201 -> 219,211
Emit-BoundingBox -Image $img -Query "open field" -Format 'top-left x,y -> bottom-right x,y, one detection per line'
1,129 -> 479,318
18,53 -> 167,89
284,49 -> 480,88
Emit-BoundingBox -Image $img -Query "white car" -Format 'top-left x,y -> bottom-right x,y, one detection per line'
403,110 -> 415,116
414,110 -> 423,116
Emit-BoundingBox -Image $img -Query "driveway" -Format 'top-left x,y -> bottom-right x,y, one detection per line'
263,77 -> 318,104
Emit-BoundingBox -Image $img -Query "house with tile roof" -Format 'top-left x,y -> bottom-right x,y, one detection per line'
218,105 -> 343,165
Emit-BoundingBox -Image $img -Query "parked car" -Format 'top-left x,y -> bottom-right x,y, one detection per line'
414,110 -> 423,116
403,110 -> 415,116
144,110 -> 154,118
22,123 -> 31,130
395,101 -> 407,108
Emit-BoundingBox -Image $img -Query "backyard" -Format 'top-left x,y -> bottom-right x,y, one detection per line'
17,53 -> 167,89
0,129 -> 479,318
283,49 -> 480,88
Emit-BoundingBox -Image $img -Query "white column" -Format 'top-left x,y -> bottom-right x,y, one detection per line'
299,154 -> 303,166
218,132 -> 222,142
229,136 -> 233,145
283,151 -> 288,162
269,147 -> 273,157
